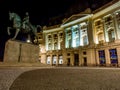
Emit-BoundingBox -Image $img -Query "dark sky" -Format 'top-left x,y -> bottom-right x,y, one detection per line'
0,0 -> 112,26
0,0 -> 78,26
0,0 -> 79,59
0,0 -> 112,59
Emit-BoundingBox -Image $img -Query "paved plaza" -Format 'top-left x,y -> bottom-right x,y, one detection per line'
0,66 -> 120,90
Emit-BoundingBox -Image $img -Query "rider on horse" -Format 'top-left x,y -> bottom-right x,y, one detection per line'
7,12 -> 39,44
22,12 -> 30,29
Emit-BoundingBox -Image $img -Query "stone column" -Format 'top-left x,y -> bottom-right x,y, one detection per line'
103,19 -> 109,42
57,32 -> 59,50
79,49 -> 82,66
41,53 -> 46,64
51,33 -> 54,50
50,54 -> 53,65
96,49 -> 100,66
87,17 -> 94,46
45,34 -> 48,50
62,50 -> 67,66
78,25 -> 80,46
113,13 -> 119,40
116,47 -> 120,67
56,54 -> 59,66
87,48 -> 96,66
71,52 -> 74,66
58,32 -> 60,49
65,30 -> 67,48
71,27 -> 74,47
105,48 -> 110,66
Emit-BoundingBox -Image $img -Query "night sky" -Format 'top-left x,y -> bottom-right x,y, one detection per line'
0,0 -> 112,59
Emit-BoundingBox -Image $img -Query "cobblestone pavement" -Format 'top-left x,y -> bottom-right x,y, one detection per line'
5,67 -> 120,90
0,67 -> 53,90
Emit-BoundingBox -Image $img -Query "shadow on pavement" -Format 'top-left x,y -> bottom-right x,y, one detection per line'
9,68 -> 120,90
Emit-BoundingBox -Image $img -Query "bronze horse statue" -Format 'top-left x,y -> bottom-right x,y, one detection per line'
7,12 -> 38,43
7,12 -> 22,40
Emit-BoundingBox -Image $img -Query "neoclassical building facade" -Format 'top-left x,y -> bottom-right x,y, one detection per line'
37,0 -> 120,66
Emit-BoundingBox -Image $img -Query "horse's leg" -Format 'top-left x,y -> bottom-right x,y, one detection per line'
12,28 -> 20,40
7,27 -> 11,35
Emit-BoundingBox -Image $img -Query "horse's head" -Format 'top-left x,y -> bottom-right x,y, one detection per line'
9,12 -> 15,21
9,12 -> 21,21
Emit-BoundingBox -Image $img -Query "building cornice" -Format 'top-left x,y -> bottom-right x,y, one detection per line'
43,27 -> 63,33
93,0 -> 120,19
61,14 -> 93,28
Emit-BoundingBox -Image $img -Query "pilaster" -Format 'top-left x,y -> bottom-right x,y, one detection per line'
105,48 -> 110,66
116,47 -> 120,67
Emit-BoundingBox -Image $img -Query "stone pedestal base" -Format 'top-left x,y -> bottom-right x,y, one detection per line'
4,40 -> 39,63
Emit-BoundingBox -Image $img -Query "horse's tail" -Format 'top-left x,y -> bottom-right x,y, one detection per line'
7,27 -> 11,35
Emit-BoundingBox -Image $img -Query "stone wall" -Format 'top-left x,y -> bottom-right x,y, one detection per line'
4,40 -> 39,63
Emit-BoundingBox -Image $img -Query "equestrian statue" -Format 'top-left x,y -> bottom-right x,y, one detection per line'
7,12 -> 39,44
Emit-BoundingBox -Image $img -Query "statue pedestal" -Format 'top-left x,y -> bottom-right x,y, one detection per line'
4,39 -> 39,63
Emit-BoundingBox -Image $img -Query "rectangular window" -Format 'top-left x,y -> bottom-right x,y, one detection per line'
108,30 -> 115,42
116,12 -> 120,28
59,55 -> 63,64
109,49 -> 118,64
53,55 -> 57,64
47,56 -> 51,64
83,51 -> 87,55
47,35 -> 52,50
98,50 -> 106,65
54,42 -> 58,50
98,33 -> 104,43
59,32 -> 63,41
66,30 -> 72,48
48,43 -> 52,50
67,53 -> 70,56
104,15 -> 114,30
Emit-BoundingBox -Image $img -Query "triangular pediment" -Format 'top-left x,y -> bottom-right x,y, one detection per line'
62,8 -> 92,25
63,14 -> 88,25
